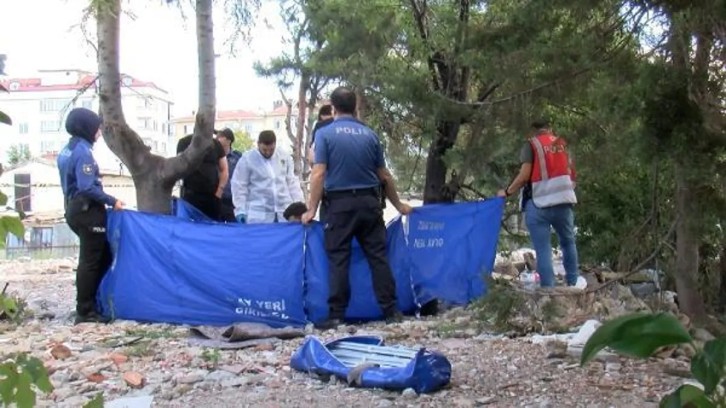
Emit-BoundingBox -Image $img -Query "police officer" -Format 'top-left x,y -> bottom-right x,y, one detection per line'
497,120 -> 579,287
57,108 -> 124,324
301,86 -> 413,329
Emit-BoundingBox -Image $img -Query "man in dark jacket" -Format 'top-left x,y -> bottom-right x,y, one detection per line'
176,133 -> 228,221
57,108 -> 124,324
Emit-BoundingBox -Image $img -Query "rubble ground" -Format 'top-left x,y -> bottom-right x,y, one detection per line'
0,259 -> 686,407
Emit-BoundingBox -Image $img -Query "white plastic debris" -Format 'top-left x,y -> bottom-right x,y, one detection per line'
568,320 -> 601,348
106,396 -> 153,408
574,276 -> 587,289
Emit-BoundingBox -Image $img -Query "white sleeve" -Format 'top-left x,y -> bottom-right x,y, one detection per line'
231,154 -> 250,215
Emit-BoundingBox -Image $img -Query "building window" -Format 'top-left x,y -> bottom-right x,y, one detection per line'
161,142 -> 167,154
275,120 -> 281,130
244,124 -> 253,133
40,99 -> 70,112
162,123 -> 167,135
81,99 -> 93,109
40,120 -> 61,133
184,125 -> 190,134
40,140 -> 56,152
18,123 -> 29,134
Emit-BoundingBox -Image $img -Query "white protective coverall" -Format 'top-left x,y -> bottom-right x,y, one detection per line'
230,148 -> 304,223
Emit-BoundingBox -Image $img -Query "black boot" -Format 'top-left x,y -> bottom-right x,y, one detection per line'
74,311 -> 112,325
314,318 -> 343,331
384,311 -> 404,324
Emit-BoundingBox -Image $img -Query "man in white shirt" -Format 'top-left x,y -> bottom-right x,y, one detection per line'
230,130 -> 304,223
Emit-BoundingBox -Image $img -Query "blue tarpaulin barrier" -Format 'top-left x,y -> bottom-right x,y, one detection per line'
98,198 -> 504,327
405,201 -> 504,306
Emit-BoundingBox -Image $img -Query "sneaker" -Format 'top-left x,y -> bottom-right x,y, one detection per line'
74,311 -> 112,325
384,311 -> 404,324
314,318 -> 343,331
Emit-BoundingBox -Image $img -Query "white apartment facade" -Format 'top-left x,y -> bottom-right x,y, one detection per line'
170,101 -> 305,153
0,69 -> 174,172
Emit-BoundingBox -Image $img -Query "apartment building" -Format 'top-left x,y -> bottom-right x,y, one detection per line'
171,100 -> 296,151
0,69 -> 174,172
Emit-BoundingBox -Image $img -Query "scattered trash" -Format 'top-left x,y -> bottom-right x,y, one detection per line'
568,320 -> 601,348
519,271 -> 540,290
575,276 -> 587,289
106,395 -> 153,408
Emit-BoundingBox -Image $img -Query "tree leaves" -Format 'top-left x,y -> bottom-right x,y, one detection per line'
83,393 -> 105,408
659,384 -> 715,408
580,312 -> 692,366
0,295 -> 19,320
690,339 -> 726,394
14,372 -> 35,408
0,110 -> 11,126
0,355 -> 53,408
1,216 -> 25,240
0,191 -> 7,206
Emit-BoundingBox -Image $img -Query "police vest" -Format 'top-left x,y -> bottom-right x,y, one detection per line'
529,133 -> 577,208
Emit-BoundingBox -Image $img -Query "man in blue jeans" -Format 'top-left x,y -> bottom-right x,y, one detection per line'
498,120 -> 579,287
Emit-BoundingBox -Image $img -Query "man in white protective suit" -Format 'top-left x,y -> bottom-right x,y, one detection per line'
230,130 -> 304,223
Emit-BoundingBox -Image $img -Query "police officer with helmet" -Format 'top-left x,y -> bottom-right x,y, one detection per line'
301,86 -> 413,329
57,108 -> 124,324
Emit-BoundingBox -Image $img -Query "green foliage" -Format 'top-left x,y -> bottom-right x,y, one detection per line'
471,279 -> 526,331
0,295 -> 19,322
0,353 -> 53,408
691,339 -> 726,395
580,313 -> 692,365
581,313 -> 726,407
83,393 -> 105,408
0,111 -> 10,126
201,348 -> 221,368
7,144 -> 31,166
0,81 -> 25,256
232,130 -> 254,153
0,83 -> 10,126
660,384 -> 716,408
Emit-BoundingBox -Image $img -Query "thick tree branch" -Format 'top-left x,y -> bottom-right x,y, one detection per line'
161,0 -> 216,183
96,0 -> 151,173
409,0 -> 440,91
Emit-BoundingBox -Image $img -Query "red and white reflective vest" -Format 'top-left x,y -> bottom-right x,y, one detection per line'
528,132 -> 577,208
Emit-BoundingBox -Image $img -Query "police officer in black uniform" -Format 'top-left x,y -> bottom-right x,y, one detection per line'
302,86 -> 413,329
57,108 -> 124,324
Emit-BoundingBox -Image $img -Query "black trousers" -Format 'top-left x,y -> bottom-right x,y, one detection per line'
324,191 -> 397,319
220,198 -> 236,222
65,199 -> 111,316
183,192 -> 221,221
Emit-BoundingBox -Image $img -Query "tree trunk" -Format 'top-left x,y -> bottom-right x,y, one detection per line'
95,0 -> 216,214
673,165 -> 707,319
423,121 -> 460,203
294,72 -> 309,178
412,0 -> 471,204
280,90 -> 295,154
719,229 -> 726,312
355,88 -> 367,121
667,11 -> 707,320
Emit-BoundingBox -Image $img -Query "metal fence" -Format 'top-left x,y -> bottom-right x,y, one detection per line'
2,244 -> 79,260
4,223 -> 79,260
